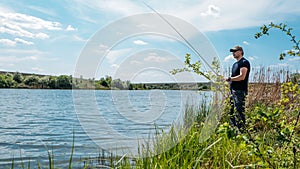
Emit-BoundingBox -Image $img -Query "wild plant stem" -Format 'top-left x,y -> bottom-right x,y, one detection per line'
68,131 -> 75,169
193,137 -> 222,168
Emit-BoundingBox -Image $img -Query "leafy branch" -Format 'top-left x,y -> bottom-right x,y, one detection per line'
255,22 -> 300,60
170,53 -> 229,99
170,53 -> 211,80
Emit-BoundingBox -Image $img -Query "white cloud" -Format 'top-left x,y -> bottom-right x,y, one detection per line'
35,32 -> 49,39
0,8 -> 61,42
27,6 -> 58,18
201,5 -> 220,17
288,57 -> 300,62
105,48 -> 133,63
66,25 -> 77,31
73,0 -> 143,16
151,0 -> 300,32
243,41 -> 250,45
111,64 -> 119,69
248,56 -> 257,61
130,70 -> 174,83
0,38 -> 34,46
0,38 -> 16,46
268,63 -> 290,68
133,40 -> 147,45
0,5 -> 12,13
0,49 -> 46,66
224,55 -> 234,62
144,54 -> 173,63
0,26 -> 33,38
130,60 -> 143,66
278,63 -> 289,67
194,1 -> 300,31
0,55 -> 39,62
73,35 -> 86,42
15,38 -> 34,45
0,49 -> 44,55
72,0 -> 300,32
32,67 -> 43,72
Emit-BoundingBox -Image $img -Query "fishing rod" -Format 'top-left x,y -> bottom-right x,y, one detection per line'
143,2 -> 233,144
143,1 -> 231,101
142,1 -> 220,79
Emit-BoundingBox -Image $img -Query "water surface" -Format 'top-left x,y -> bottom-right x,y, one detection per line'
0,89 -> 205,168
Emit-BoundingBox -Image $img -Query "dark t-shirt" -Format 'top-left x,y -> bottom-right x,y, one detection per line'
230,57 -> 250,93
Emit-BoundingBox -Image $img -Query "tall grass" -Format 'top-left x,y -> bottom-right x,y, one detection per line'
248,67 -> 290,106
116,68 -> 300,168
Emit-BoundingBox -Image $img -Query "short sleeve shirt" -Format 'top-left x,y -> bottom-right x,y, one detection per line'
230,57 -> 250,93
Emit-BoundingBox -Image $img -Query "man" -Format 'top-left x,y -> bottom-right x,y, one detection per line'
225,45 -> 250,131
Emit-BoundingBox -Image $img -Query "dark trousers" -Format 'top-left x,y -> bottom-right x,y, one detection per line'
230,89 -> 246,130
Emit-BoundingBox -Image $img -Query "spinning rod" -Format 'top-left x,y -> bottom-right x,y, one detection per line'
142,1 -> 220,78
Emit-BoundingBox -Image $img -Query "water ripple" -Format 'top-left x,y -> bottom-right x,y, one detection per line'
0,89 -> 204,168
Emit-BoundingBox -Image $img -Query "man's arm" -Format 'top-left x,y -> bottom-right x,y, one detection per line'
230,67 -> 248,81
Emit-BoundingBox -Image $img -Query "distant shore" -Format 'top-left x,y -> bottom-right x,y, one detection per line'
0,71 -> 211,90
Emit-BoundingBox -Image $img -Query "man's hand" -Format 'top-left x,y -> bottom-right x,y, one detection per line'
224,77 -> 231,82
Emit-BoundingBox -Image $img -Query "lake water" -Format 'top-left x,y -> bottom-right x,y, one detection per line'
0,89 -> 207,168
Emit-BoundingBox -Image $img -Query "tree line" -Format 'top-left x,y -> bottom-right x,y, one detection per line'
0,71 -> 211,90
1,71 -> 296,90
0,72 -> 73,89
0,72 -> 127,89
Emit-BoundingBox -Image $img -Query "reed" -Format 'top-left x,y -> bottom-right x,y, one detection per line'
248,67 -> 290,106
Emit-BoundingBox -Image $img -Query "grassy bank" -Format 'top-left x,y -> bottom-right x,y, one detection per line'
113,81 -> 299,168
124,68 -> 299,168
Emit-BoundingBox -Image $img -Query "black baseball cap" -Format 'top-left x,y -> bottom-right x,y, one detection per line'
230,45 -> 243,52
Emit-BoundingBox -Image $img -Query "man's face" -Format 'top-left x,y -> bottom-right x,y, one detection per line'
232,50 -> 241,59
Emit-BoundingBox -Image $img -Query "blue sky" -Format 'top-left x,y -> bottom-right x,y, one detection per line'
0,0 -> 300,83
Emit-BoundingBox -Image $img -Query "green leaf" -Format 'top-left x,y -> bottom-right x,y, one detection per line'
279,53 -> 286,60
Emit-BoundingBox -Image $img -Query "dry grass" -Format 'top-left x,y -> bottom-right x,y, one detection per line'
247,67 -> 290,106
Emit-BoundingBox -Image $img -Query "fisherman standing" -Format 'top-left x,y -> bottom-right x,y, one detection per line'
225,45 -> 251,131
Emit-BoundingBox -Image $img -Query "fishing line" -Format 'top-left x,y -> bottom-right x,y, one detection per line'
142,1 -> 220,79
142,2 -> 228,145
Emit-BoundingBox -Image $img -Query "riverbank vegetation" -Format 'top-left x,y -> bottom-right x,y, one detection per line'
121,71 -> 300,169
0,71 -> 211,90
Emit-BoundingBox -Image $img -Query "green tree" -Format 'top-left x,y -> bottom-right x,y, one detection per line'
128,83 -> 133,90
39,77 -> 49,89
99,77 -> 109,87
13,72 -> 23,83
48,76 -> 57,89
0,74 -> 8,88
56,75 -> 72,89
5,73 -> 16,87
105,75 -> 112,87
24,76 -> 40,88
